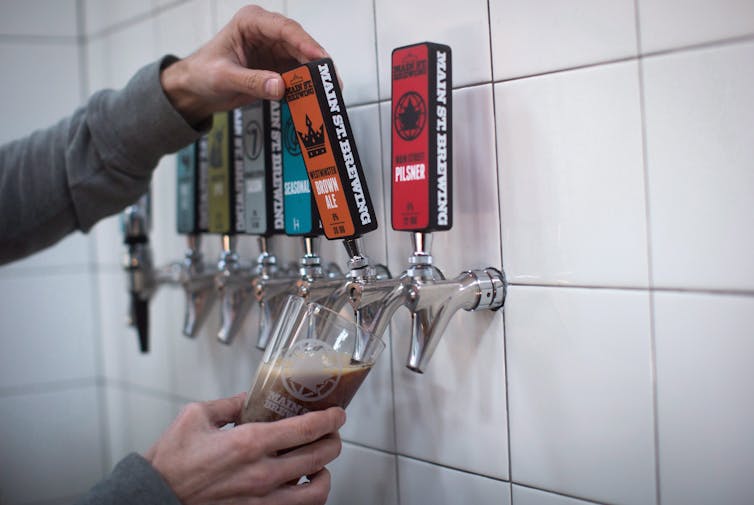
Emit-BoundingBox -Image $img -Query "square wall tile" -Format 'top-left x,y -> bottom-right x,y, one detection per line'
96,270 -> 174,393
654,292 -> 754,505
512,485 -> 599,505
155,0 -> 213,58
95,16 -> 158,90
0,42 -> 81,144
170,291 -> 265,402
0,0 -> 78,37
490,0 -> 637,80
398,456 -> 511,505
327,443 -> 398,505
288,0 -> 379,105
385,85 -> 507,479
214,0 -> 285,31
496,61 -> 648,288
0,386 -> 104,504
84,0 -> 153,36
643,41 -> 754,292
0,272 -> 97,388
375,0 -> 491,100
638,0 -> 754,53
0,233 -> 93,275
506,285 -> 656,505
105,385 -> 181,469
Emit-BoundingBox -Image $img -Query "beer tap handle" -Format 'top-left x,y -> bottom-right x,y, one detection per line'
131,294 -> 149,353
122,192 -> 153,353
391,42 -> 452,235
282,58 -> 378,243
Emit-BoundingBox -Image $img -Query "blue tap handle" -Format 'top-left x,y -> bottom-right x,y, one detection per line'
281,100 -> 322,236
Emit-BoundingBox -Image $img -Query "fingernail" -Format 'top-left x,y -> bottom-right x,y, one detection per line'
265,78 -> 281,97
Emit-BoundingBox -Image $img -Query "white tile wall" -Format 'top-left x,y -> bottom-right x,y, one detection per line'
327,443 -> 399,505
0,272 -> 97,388
288,0 -> 379,105
374,0 -> 492,99
84,0 -> 153,36
496,61 -> 648,288
506,285 -> 656,505
490,0 -> 638,80
154,0 -> 213,58
105,385 -> 181,469
0,387 -> 104,504
638,0 -> 754,54
0,42 -> 81,144
643,41 -> 754,292
2,1 -> 751,505
512,485 -> 597,505
0,0 -> 79,38
215,0 -> 285,29
654,292 -> 754,505
398,456 -> 511,505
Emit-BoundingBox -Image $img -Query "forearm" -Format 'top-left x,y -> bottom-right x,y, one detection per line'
0,56 -> 200,266
74,453 -> 183,505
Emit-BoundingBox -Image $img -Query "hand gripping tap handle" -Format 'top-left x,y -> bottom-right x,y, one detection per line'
282,58 -> 379,243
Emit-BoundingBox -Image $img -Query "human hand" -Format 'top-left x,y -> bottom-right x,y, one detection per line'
144,393 -> 345,505
160,5 -> 327,127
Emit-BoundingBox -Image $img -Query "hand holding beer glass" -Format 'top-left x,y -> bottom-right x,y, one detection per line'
241,296 -> 384,423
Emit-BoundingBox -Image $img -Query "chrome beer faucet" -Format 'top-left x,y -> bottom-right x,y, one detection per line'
176,139 -> 217,338
122,192 -> 184,352
402,232 -> 505,373
215,233 -> 254,344
388,42 -> 506,372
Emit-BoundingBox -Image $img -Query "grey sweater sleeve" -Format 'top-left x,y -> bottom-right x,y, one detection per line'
0,56 -> 201,265
74,453 -> 183,505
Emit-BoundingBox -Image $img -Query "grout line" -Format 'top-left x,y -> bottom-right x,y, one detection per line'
103,377 -> 196,405
485,0 -> 514,499
77,0 -> 111,480
368,0 -> 402,501
511,482 -> 616,505
640,32 -> 754,59
0,263 -> 93,280
0,377 -> 99,398
507,281 -> 754,298
0,34 -> 79,45
634,1 -> 662,503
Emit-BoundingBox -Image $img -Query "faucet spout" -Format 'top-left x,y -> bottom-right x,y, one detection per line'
216,235 -> 253,344
180,236 -> 217,338
406,268 -> 506,373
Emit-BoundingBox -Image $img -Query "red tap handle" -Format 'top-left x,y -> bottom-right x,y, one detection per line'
391,42 -> 452,232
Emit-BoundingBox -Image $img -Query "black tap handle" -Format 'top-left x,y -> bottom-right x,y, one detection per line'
131,293 -> 149,353
282,58 -> 378,240
391,42 -> 452,232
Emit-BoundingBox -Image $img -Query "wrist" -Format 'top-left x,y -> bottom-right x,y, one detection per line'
160,57 -> 210,128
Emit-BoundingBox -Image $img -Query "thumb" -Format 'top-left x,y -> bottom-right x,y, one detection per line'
203,393 -> 246,426
226,66 -> 284,100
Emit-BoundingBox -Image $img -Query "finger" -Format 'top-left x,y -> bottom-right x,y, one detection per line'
222,63 -> 285,100
269,433 -> 342,487
259,407 -> 346,453
261,468 -> 331,505
203,393 -> 246,426
236,6 -> 327,63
